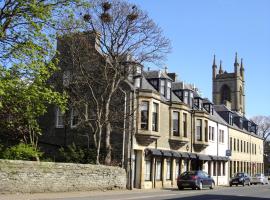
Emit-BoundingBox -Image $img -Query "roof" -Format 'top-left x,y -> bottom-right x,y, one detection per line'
214,104 -> 231,112
143,70 -> 173,81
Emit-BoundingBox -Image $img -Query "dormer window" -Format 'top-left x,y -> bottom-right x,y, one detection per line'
189,92 -> 194,107
134,77 -> 141,88
167,81 -> 171,99
136,65 -> 142,74
149,79 -> 158,90
160,79 -> 165,95
239,118 -> 243,129
229,113 -> 233,125
183,91 -> 188,104
194,97 -> 202,110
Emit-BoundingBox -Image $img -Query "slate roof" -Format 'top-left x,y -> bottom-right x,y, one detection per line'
143,70 -> 173,81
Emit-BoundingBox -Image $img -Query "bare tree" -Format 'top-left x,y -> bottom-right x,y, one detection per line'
58,0 -> 170,165
251,115 -> 270,142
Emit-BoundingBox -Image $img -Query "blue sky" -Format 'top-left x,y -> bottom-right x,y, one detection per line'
128,0 -> 270,118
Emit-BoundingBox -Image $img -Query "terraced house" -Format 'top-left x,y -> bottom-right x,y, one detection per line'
40,33 -> 264,190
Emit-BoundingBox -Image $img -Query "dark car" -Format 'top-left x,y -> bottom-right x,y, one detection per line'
229,172 -> 251,187
177,171 -> 215,190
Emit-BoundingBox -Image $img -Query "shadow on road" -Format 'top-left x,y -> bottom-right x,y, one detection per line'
164,194 -> 270,200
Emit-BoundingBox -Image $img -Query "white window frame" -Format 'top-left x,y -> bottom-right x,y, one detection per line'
155,160 -> 162,180
145,160 -> 151,181
71,107 -> 79,128
56,107 -> 64,128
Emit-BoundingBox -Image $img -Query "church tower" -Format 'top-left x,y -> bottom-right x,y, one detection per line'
212,53 -> 245,116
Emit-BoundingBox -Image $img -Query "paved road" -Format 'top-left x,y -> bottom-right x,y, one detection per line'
1,185 -> 270,200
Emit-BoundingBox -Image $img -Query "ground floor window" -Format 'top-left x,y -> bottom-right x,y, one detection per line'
175,160 -> 180,178
183,159 -> 188,172
217,162 -> 221,176
222,162 -> 226,176
145,160 -> 152,181
156,160 -> 162,181
213,162 -> 216,176
208,161 -> 212,176
166,160 -> 171,180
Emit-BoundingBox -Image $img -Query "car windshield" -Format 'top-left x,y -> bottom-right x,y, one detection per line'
255,174 -> 262,177
180,171 -> 196,178
234,173 -> 244,177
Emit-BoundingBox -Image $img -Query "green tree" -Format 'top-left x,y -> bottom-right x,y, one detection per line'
0,0 -> 89,151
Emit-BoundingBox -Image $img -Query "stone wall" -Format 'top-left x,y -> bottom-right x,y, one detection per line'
0,159 -> 126,194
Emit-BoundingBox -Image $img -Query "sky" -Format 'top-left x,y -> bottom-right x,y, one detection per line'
127,0 -> 270,118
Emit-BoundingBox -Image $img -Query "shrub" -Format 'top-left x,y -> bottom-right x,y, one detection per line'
1,143 -> 43,161
59,143 -> 96,164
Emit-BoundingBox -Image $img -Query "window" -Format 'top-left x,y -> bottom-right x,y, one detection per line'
145,160 -> 151,181
166,160 -> 171,180
167,81 -> 171,99
205,120 -> 208,142
255,144 -> 257,154
152,103 -> 158,131
196,119 -> 202,141
217,162 -> 221,176
149,79 -> 158,90
160,80 -> 165,95
208,126 -> 212,141
247,142 -> 249,153
213,162 -> 216,176
173,111 -> 180,136
56,107 -> 64,128
189,92 -> 193,107
230,137 -> 232,150
221,84 -> 231,103
184,91 -> 188,104
71,108 -> 79,128
212,127 -> 215,141
140,101 -> 149,130
244,141 -> 246,153
219,130 -> 224,143
175,161 -> 180,178
183,113 -> 187,137
63,70 -> 70,87
240,140 -> 243,152
134,77 -> 141,88
208,161 -> 212,176
234,138 -> 236,151
237,139 -> 239,151
223,162 -> 226,176
155,160 -> 162,180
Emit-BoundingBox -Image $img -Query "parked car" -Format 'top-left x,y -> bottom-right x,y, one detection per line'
251,173 -> 269,185
229,172 -> 251,187
177,170 -> 215,190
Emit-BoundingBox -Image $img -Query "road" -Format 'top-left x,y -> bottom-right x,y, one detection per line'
1,185 -> 270,200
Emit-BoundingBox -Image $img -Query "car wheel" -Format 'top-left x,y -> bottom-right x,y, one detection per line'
242,181 -> 245,187
198,182 -> 203,190
210,181 -> 214,189
229,184 -> 232,187
178,186 -> 184,190
248,182 -> 251,186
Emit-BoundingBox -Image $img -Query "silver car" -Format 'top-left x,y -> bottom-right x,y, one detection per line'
251,173 -> 269,185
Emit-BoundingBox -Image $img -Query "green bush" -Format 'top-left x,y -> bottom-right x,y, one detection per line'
1,143 -> 43,161
59,143 -> 96,164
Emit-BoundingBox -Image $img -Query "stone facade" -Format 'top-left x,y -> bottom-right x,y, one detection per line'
0,159 -> 126,194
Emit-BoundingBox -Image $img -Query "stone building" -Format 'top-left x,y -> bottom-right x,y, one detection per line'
212,54 -> 264,178
40,33 -> 264,189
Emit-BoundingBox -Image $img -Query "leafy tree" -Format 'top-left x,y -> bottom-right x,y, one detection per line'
0,0 -> 88,150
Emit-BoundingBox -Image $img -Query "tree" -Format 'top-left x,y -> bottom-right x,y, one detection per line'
59,0 -> 170,164
0,0 -> 88,153
251,115 -> 270,142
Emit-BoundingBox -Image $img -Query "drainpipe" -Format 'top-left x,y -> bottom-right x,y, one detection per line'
216,122 -> 219,186
119,87 -> 127,169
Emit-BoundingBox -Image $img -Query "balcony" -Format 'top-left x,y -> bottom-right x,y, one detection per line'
169,135 -> 189,150
193,140 -> 209,151
135,130 -> 160,145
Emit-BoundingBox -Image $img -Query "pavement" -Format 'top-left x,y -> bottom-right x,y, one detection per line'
0,184 -> 270,200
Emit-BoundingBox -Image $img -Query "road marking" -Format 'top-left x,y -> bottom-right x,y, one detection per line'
109,193 -> 178,200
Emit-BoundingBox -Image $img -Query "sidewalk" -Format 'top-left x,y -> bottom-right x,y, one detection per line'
0,186 -> 226,200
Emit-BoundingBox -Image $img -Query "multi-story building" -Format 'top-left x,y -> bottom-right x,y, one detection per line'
212,54 -> 264,178
40,33 -> 264,189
